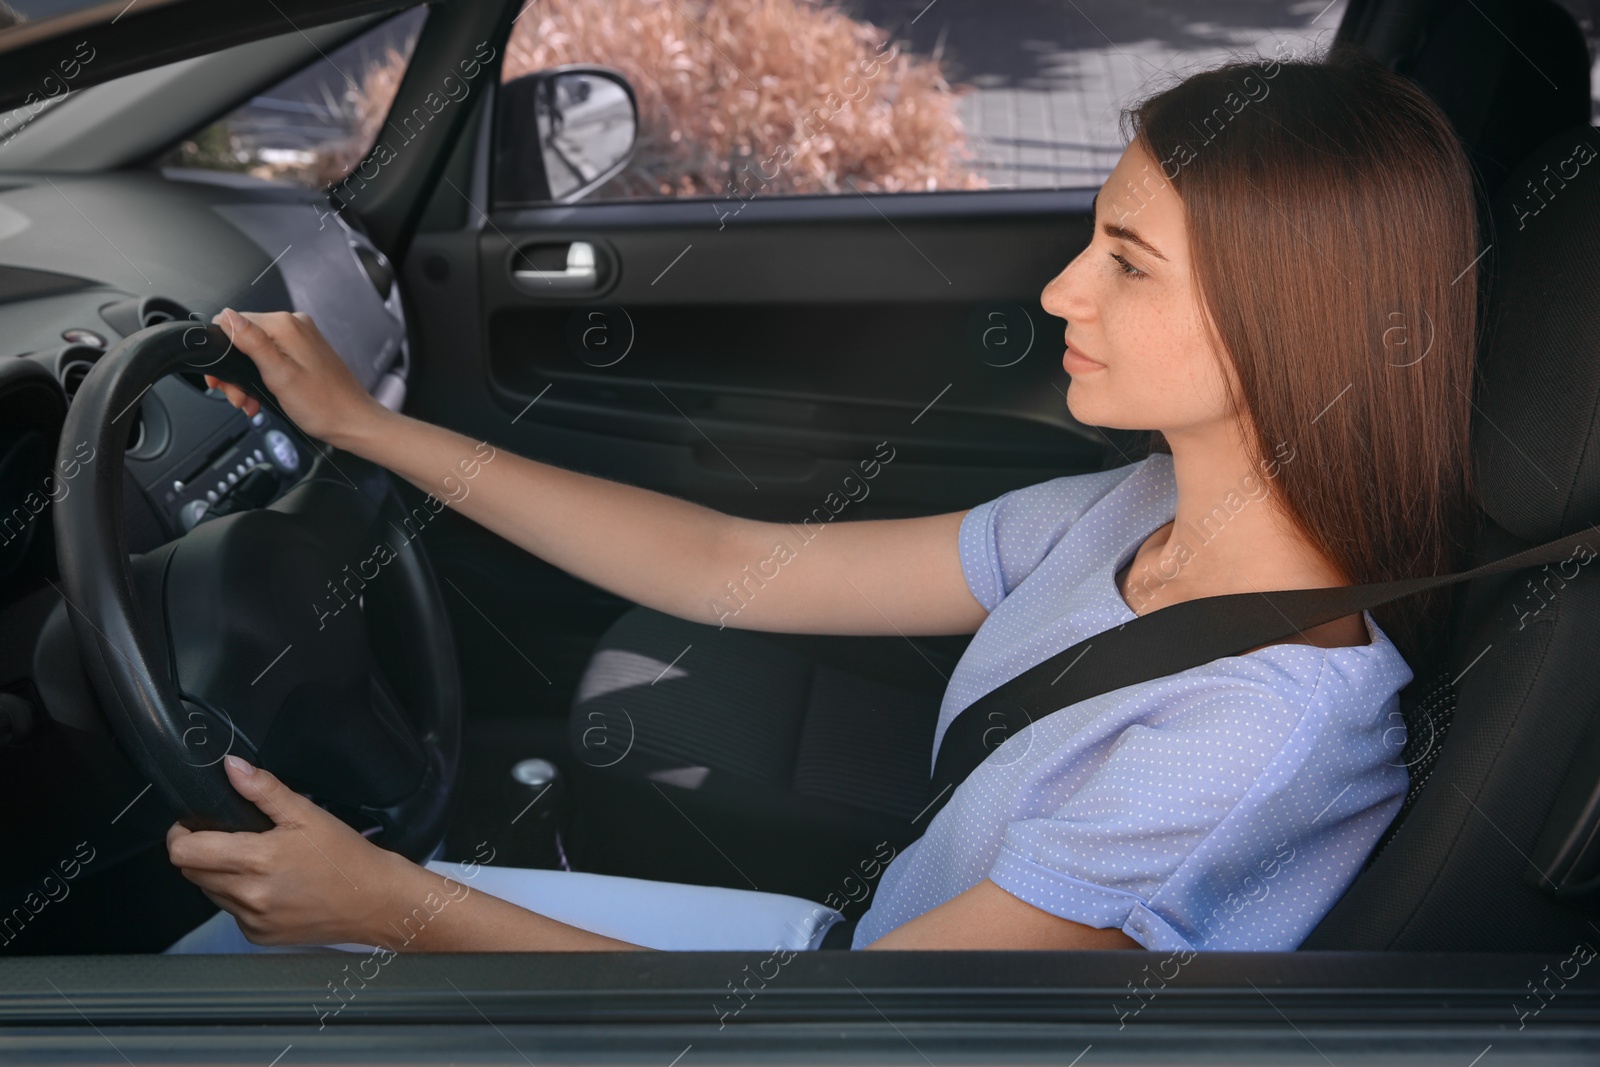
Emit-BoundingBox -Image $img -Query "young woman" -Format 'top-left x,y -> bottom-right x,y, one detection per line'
165,45 -> 1478,955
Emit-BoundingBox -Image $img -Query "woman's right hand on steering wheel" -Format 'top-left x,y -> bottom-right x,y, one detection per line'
205,307 -> 386,451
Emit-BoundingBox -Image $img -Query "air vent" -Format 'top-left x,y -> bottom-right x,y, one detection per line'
52,344 -> 151,455
55,344 -> 102,404
98,294 -> 195,338
139,295 -> 192,328
59,357 -> 95,402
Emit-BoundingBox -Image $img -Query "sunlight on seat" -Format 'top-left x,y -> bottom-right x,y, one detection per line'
575,648 -> 689,702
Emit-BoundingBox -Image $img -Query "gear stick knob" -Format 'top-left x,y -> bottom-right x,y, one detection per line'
504,758 -> 568,869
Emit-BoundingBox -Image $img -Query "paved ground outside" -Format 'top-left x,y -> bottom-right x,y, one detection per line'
842,0 -> 1351,189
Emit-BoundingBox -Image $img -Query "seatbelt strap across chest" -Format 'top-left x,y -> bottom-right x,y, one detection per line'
926,525 -> 1599,822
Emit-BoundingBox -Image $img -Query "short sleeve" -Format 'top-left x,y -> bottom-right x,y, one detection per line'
982,659 -> 1392,951
957,464 -> 1139,612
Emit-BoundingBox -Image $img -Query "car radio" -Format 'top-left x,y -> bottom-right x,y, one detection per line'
158,411 -> 302,532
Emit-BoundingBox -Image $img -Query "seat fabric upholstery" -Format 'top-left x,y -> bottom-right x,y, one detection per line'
566,607 -> 966,912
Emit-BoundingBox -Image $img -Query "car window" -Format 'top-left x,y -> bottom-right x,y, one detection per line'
157,7 -> 428,189
1553,0 -> 1600,122
0,1 -> 101,34
492,0 -> 1346,205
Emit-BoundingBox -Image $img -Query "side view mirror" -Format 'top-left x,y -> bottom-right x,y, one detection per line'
494,65 -> 639,205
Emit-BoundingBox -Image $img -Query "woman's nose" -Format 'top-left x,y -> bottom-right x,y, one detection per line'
1041,251 -> 1090,322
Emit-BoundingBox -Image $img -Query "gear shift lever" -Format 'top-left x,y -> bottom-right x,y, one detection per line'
504,758 -> 569,869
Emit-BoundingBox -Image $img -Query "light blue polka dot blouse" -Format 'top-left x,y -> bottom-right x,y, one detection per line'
852,454 -> 1412,951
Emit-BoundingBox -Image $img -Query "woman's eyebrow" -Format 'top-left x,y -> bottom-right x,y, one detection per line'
1104,222 -> 1168,262
1089,189 -> 1169,262
1088,187 -> 1164,262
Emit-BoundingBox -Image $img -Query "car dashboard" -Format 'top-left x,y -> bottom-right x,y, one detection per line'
0,167 -> 407,567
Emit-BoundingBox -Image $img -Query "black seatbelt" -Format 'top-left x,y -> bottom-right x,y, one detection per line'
926,525 -> 1599,822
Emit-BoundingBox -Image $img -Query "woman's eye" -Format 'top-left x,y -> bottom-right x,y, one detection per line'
1108,252 -> 1145,279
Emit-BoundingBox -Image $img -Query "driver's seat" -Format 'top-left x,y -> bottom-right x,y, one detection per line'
1304,122 -> 1600,949
562,610 -> 967,914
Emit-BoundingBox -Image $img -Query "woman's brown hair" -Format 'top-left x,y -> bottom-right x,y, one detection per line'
1124,45 -> 1481,663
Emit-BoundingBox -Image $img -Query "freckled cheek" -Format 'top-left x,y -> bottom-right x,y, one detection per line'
1112,311 -> 1210,421
1102,301 -> 1173,377
1173,312 -> 1233,403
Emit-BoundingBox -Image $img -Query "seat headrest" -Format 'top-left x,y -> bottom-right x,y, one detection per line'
1474,124 -> 1600,543
1404,0 -> 1592,199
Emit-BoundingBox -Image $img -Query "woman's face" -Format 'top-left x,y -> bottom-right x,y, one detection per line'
1041,141 -> 1238,439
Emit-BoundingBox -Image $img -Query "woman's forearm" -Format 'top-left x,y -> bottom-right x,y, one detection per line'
333,406 -> 745,626
331,407 -> 985,637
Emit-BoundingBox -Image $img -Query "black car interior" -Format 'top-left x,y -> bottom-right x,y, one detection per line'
0,0 -> 1597,958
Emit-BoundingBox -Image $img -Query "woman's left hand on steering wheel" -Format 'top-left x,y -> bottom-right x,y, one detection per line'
166,755 -> 428,948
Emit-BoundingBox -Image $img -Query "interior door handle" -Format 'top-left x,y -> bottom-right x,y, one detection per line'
512,241 -> 599,293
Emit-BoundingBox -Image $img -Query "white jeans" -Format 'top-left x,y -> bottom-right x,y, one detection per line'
163,859 -> 845,954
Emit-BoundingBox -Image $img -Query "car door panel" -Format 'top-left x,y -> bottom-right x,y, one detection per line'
407,188 -> 1115,526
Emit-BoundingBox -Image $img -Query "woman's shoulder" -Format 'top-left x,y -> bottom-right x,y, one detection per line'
1031,453 -> 1170,499
1061,630 -> 1410,790
960,457 -> 1175,612
1185,611 -> 1414,720
977,454 -> 1172,537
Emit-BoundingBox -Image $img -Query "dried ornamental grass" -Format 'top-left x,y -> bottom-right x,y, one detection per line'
501,0 -> 985,197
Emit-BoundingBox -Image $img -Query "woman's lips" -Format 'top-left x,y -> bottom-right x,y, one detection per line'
1063,341 -> 1105,374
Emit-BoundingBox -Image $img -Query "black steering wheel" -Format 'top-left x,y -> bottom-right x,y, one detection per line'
53,320 -> 461,862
